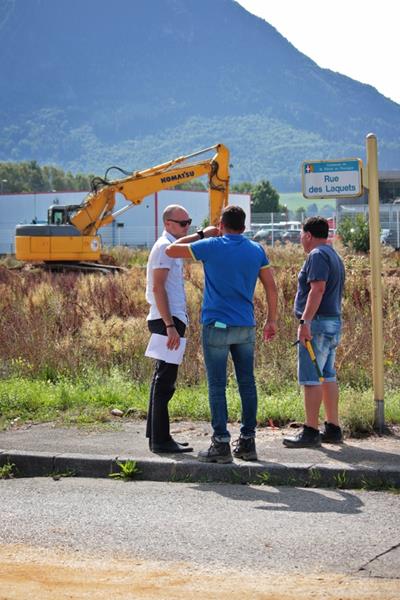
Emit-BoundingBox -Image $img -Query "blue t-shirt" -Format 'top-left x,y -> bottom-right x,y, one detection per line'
190,234 -> 269,326
294,244 -> 345,318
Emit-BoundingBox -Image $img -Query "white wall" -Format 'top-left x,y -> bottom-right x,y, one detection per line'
0,189 -> 251,253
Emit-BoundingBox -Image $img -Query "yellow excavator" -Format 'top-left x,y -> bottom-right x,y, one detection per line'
15,143 -> 230,272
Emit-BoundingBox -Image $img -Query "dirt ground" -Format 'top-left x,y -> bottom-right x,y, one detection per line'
0,544 -> 398,600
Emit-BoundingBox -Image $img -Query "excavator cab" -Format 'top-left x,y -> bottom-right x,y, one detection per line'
48,206 -> 68,225
16,203 -> 102,263
47,205 -> 81,225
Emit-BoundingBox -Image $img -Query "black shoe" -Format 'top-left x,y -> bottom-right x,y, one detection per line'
232,436 -> 257,461
321,421 -> 343,443
150,440 -> 193,453
283,425 -> 321,448
198,436 -> 233,463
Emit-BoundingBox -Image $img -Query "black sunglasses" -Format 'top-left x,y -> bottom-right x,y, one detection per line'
167,218 -> 192,227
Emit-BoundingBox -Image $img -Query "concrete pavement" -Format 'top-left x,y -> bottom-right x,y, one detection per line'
0,420 -> 399,487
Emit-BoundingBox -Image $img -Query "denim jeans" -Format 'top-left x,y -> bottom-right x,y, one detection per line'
298,317 -> 342,385
202,324 -> 257,441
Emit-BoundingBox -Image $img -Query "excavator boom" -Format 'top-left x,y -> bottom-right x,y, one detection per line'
71,143 -> 229,234
15,144 -> 230,268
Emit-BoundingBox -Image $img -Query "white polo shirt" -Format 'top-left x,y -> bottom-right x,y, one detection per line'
146,230 -> 188,324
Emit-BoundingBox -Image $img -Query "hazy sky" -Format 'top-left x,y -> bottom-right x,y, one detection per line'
236,0 -> 399,105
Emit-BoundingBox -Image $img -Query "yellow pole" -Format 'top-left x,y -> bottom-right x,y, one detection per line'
366,133 -> 385,432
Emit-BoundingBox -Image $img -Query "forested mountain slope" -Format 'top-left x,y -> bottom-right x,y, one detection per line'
0,0 -> 398,190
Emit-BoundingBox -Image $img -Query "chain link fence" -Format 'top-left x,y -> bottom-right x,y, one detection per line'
2,206 -> 400,253
337,203 -> 400,249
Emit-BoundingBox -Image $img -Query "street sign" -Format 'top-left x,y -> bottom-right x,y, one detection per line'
302,159 -> 363,199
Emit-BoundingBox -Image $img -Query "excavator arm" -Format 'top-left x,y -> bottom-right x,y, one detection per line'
15,144 -> 229,267
71,143 -> 230,235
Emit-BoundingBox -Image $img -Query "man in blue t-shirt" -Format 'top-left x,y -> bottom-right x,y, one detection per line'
283,216 -> 345,449
166,206 -> 278,463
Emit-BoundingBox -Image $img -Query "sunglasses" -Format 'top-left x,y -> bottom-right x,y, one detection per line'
167,218 -> 192,227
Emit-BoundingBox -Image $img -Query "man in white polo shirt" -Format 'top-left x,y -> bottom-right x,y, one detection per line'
145,204 -> 194,453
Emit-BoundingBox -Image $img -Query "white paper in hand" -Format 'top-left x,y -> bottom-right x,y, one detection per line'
145,333 -> 187,365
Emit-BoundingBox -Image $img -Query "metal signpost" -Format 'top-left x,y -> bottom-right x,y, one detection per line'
301,140 -> 385,432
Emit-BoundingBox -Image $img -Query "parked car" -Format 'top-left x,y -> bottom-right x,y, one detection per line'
253,228 -> 284,245
282,229 -> 301,244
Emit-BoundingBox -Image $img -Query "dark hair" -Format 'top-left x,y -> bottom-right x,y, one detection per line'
221,205 -> 246,231
303,216 -> 329,239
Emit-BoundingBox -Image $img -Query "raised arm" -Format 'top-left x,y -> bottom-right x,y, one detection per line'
166,226 -> 219,258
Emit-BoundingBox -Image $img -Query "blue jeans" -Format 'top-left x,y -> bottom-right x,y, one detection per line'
298,317 -> 342,385
202,324 -> 257,441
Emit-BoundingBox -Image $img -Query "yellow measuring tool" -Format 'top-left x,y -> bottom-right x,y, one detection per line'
305,340 -> 324,382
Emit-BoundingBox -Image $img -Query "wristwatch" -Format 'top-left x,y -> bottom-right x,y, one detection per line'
299,319 -> 311,325
196,229 -> 205,239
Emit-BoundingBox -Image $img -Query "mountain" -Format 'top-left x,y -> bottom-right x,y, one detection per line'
1,0 -> 399,191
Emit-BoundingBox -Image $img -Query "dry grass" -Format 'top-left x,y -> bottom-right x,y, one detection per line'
0,242 -> 399,391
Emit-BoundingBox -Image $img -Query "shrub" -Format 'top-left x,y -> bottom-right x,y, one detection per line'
337,215 -> 370,252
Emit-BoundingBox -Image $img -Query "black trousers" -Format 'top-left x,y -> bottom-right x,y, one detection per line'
146,317 -> 186,444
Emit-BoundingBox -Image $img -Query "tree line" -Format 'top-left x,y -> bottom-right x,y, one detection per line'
178,179 -> 286,213
1,160 -> 288,213
0,161 -> 94,194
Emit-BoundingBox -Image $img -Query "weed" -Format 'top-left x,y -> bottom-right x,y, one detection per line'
169,473 -> 194,483
284,474 -> 298,487
230,469 -> 245,485
50,469 -> 76,480
360,476 -> 400,493
110,459 -> 141,481
334,471 -> 348,489
0,461 -> 15,479
256,471 -> 271,485
306,467 -> 322,487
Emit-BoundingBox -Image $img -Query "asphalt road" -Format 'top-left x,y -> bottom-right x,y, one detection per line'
1,478 -> 399,579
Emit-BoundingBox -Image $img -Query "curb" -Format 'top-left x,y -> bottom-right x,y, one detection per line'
2,449 -> 400,488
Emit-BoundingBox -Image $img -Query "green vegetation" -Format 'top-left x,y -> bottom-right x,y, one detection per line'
0,461 -> 15,479
0,372 -> 399,432
279,192 -> 335,214
333,471 -> 348,489
338,214 -> 370,252
253,468 -> 400,491
50,469 -> 76,480
0,160 -> 94,193
0,115 -> 374,193
256,471 -> 271,485
231,179 -> 284,212
248,180 -> 284,213
0,244 -> 399,433
110,459 -> 141,481
360,477 -> 400,493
